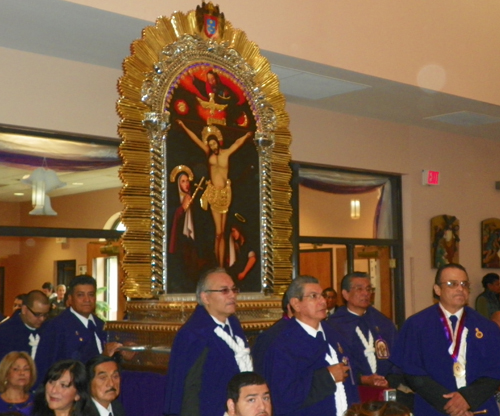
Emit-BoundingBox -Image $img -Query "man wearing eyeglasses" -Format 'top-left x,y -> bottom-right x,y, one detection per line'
260,275 -> 359,416
392,263 -> 500,416
164,267 -> 252,416
0,289 -> 50,361
327,273 -> 402,394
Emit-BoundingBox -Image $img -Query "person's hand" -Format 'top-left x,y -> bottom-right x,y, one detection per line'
237,272 -> 247,280
181,194 -> 192,210
443,392 -> 470,416
360,374 -> 389,387
119,341 -> 139,361
103,341 -> 122,357
176,119 -> 185,128
328,363 -> 349,383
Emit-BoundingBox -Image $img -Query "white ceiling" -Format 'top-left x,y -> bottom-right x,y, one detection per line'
1,0 -> 500,202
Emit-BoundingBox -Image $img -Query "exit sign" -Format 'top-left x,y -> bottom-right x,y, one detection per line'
422,170 -> 440,186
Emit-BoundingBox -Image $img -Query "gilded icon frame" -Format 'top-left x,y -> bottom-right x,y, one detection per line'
117,3 -> 293,298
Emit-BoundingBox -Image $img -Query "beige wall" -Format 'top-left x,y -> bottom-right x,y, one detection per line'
288,102 -> 500,315
65,0 -> 500,106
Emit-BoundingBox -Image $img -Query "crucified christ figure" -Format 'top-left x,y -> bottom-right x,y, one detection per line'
177,120 -> 253,267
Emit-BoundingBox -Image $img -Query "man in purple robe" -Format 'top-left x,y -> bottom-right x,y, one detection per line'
260,275 -> 359,416
163,268 -> 252,416
327,272 -> 400,388
392,263 -> 500,416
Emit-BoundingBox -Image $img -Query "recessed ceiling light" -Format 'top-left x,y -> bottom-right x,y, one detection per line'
14,193 -> 24,196
72,182 -> 84,186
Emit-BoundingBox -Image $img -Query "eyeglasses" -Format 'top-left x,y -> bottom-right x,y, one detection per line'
440,280 -> 470,289
204,287 -> 240,295
26,305 -> 49,319
302,293 -> 324,301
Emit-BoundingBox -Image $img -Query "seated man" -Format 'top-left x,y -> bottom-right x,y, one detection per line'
225,372 -> 272,416
86,355 -> 126,416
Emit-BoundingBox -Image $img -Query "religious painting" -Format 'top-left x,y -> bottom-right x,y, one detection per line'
117,2 -> 293,298
481,218 -> 500,268
166,65 -> 260,293
430,215 -> 460,268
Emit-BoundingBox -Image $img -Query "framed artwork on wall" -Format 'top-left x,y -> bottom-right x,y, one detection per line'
431,214 -> 460,268
481,218 -> 500,268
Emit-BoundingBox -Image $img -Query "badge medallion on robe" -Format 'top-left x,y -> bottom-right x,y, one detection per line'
375,338 -> 390,359
453,362 -> 465,377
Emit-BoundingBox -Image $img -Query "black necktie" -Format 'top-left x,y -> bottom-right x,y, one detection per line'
222,324 -> 232,337
88,319 -> 96,334
316,331 -> 325,341
450,315 -> 458,332
87,319 -> 99,356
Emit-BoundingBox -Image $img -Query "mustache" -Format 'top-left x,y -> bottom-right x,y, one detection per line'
105,387 -> 118,393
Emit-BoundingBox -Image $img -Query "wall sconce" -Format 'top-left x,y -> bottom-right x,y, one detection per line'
350,199 -> 360,219
22,165 -> 66,215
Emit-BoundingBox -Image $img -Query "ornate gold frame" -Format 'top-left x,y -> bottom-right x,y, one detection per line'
117,2 -> 293,299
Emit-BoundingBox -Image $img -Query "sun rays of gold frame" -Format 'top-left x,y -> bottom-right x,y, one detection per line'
117,4 -> 292,299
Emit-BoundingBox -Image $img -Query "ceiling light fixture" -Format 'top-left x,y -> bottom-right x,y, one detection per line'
21,159 -> 66,215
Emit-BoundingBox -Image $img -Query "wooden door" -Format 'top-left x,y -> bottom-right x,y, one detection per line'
299,248 -> 333,290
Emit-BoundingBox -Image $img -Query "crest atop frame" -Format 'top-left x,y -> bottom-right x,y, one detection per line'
117,2 -> 293,299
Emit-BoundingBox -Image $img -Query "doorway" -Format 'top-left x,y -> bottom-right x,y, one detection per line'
336,246 -> 392,319
86,241 -> 125,321
56,260 -> 76,286
292,163 -> 405,326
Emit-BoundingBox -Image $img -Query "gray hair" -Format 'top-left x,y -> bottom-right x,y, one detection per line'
287,275 -> 318,301
195,267 -> 228,305
341,272 -> 370,292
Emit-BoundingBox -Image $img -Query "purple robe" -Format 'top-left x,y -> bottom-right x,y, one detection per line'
327,305 -> 398,380
0,311 -> 39,360
163,305 -> 248,416
262,318 -> 359,416
35,308 -> 106,383
251,317 -> 290,377
391,304 -> 500,416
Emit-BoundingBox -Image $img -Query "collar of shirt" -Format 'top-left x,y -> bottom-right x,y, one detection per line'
296,318 -> 325,339
346,307 -> 366,316
92,398 -> 113,416
70,307 -> 96,328
24,323 -> 37,331
211,315 -> 229,327
438,303 -> 464,321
